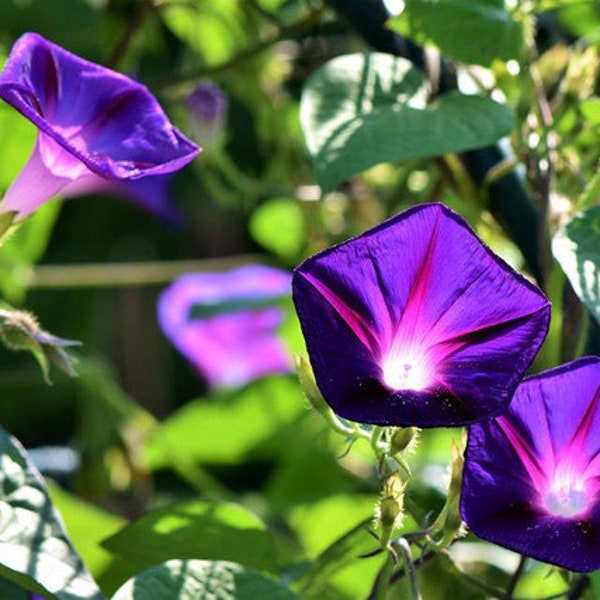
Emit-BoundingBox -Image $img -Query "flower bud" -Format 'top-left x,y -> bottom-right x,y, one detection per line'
0,305 -> 80,382
295,354 -> 331,420
376,472 -> 405,547
187,82 -> 228,149
431,436 -> 466,548
389,427 -> 418,455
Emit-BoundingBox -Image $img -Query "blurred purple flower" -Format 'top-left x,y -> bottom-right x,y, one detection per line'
187,82 -> 228,148
292,203 -> 550,427
158,265 -> 292,388
0,32 -> 199,221
461,357 -> 600,572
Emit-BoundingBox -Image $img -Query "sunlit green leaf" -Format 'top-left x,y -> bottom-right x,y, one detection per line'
160,0 -> 246,66
580,98 -> 600,125
249,198 -> 305,259
301,53 -> 514,192
112,559 -> 297,600
102,500 -> 277,574
552,206 -> 600,325
47,482 -> 125,581
0,426 -> 102,599
145,376 -> 304,468
292,519 -> 377,597
288,495 -> 376,559
388,0 -> 525,66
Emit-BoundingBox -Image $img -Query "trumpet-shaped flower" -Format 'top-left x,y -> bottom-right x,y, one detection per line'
461,357 -> 600,572
0,32 -> 199,221
292,203 -> 550,427
158,265 -> 292,388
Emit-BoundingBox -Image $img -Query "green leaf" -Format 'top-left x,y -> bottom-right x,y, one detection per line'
580,98 -> 600,126
111,559 -> 297,600
388,0 -> 525,66
102,500 -> 277,574
160,0 -> 245,66
249,198 -> 306,259
288,495 -> 376,559
292,519 -> 378,597
300,53 -> 515,192
0,201 -> 61,303
552,206 -> 600,325
47,482 -> 126,581
0,426 -> 102,599
144,376 -> 304,468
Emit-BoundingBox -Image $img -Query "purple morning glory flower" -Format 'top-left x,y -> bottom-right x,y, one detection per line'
0,32 -> 199,221
461,357 -> 600,572
158,265 -> 292,388
292,203 -> 550,427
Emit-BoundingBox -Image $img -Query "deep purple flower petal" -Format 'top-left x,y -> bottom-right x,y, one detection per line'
0,32 -> 199,219
292,203 -> 550,427
158,265 -> 292,388
461,357 -> 600,572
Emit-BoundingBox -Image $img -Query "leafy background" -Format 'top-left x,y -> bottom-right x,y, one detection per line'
0,0 -> 598,598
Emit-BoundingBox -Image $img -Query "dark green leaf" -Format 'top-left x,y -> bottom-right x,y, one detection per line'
552,206 -> 600,325
0,427 -> 102,599
111,559 -> 297,600
102,500 -> 277,574
301,53 -> 514,192
388,0 -> 525,66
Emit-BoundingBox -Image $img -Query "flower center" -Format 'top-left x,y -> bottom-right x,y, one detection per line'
544,472 -> 589,518
382,355 -> 429,392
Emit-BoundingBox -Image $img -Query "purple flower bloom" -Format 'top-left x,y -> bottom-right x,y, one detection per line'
461,357 -> 600,572
158,265 -> 292,388
292,203 -> 550,427
187,82 -> 228,148
0,32 -> 199,221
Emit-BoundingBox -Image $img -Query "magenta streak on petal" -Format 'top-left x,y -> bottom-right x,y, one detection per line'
300,271 -> 379,355
364,248 -> 395,351
496,415 -> 548,494
392,213 -> 440,349
380,215 -> 441,389
561,383 -> 600,483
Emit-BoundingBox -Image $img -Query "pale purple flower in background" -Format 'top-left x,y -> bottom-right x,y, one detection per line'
158,265 -> 292,388
461,357 -> 600,572
0,32 -> 199,222
292,203 -> 550,427
187,82 -> 228,148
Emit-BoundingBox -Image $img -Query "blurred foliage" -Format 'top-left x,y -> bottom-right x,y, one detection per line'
0,0 -> 598,598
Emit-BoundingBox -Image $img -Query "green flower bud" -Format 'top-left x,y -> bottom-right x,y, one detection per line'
376,472 -> 405,547
295,354 -> 331,419
431,435 -> 466,548
0,305 -> 80,383
389,427 -> 419,455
